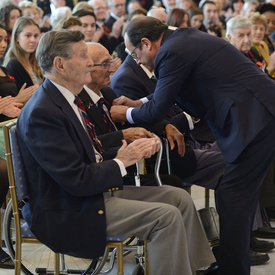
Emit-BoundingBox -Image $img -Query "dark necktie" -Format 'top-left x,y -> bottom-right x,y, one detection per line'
151,75 -> 157,85
74,96 -> 103,153
97,98 -> 116,133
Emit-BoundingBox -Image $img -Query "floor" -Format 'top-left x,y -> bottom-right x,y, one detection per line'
1,186 -> 275,274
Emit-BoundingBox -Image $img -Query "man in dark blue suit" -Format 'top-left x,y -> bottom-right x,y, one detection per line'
110,17 -> 275,274
16,30 -> 215,274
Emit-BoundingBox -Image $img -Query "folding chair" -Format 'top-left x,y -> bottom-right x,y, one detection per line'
3,121 -> 155,275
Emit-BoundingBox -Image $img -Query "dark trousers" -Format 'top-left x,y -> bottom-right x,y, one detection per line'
216,117 -> 275,275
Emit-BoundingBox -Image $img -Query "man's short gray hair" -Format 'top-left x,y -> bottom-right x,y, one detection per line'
226,15 -> 252,38
36,30 -> 85,74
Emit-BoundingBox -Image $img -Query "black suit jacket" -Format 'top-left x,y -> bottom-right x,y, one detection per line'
17,79 -> 124,258
130,28 -> 275,163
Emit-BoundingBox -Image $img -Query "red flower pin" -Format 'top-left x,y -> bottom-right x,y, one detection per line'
7,75 -> 15,80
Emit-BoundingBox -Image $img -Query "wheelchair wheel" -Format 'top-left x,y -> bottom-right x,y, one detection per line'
3,200 -> 107,275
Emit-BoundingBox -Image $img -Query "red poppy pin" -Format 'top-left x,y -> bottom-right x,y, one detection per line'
7,75 -> 15,80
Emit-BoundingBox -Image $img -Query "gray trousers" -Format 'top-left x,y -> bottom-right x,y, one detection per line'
184,141 -> 226,189
105,185 -> 215,274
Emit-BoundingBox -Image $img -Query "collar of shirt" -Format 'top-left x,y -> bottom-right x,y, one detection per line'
84,85 -> 103,104
140,64 -> 154,79
50,80 -> 85,128
110,12 -> 121,21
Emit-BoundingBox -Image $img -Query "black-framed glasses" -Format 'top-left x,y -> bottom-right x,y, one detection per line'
129,42 -> 141,60
93,60 -> 115,69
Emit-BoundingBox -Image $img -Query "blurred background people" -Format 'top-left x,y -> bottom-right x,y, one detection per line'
3,17 -> 43,91
0,3 -> 21,44
167,8 -> 190,27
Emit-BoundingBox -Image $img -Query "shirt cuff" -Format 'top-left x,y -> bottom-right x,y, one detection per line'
113,159 -> 127,177
183,112 -> 194,130
140,97 -> 149,104
126,107 -> 135,124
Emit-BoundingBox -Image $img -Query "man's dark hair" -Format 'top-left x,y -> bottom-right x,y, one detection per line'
200,0 -> 216,10
36,30 -> 85,74
73,9 -> 96,19
256,3 -> 275,14
125,17 -> 168,48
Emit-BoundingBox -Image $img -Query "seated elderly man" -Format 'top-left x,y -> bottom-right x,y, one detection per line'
16,30 -> 215,275
226,15 -> 275,74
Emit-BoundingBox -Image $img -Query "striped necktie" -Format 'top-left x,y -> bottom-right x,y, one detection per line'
97,98 -> 116,133
74,96 -> 103,153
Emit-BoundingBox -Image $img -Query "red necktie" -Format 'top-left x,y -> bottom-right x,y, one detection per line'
97,98 -> 116,133
74,96 -> 103,153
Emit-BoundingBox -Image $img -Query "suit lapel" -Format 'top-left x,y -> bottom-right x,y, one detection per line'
42,80 -> 95,162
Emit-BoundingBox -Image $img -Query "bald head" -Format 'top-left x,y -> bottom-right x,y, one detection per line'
87,42 -> 108,62
86,42 -> 115,93
147,9 -> 167,23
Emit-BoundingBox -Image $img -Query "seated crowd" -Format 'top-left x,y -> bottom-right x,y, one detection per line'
1,0 -> 275,274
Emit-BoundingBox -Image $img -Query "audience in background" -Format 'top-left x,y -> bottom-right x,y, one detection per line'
53,16 -> 82,31
248,12 -> 275,78
241,0 -> 259,17
167,8 -> 190,27
147,7 -> 167,23
50,6 -> 72,28
188,7 -> 207,31
73,9 -> 99,42
3,17 -> 43,91
177,0 -> 195,11
72,1 -> 94,14
0,3 -> 21,43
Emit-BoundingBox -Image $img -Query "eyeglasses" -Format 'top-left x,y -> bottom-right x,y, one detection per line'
93,60 -> 114,69
129,42 -> 141,60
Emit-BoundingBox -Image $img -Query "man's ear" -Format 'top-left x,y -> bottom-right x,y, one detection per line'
53,56 -> 66,75
227,33 -> 232,43
141,38 -> 152,50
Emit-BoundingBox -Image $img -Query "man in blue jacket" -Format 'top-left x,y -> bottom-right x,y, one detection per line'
110,16 -> 275,275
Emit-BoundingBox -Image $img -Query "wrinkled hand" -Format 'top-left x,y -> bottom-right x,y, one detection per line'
110,105 -> 128,122
112,95 -> 143,107
116,137 -> 160,167
92,27 -> 105,42
122,127 -> 155,143
164,124 -> 185,157
15,83 -> 39,103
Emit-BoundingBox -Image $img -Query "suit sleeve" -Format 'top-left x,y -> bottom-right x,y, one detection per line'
131,48 -> 194,125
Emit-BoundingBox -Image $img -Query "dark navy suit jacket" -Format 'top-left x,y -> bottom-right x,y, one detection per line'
16,79 -> 124,258
130,28 -> 275,163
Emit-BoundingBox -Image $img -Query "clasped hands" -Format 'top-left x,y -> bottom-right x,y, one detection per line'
111,95 -> 185,157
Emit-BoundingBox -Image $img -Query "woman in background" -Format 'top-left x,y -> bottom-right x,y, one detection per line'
188,7 -> 207,31
3,17 -> 43,91
167,8 -> 190,27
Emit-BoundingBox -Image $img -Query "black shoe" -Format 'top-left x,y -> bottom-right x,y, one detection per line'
250,234 -> 275,252
254,224 -> 275,239
249,250 -> 269,266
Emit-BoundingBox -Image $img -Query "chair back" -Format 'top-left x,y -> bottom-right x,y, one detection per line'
3,121 -> 29,203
